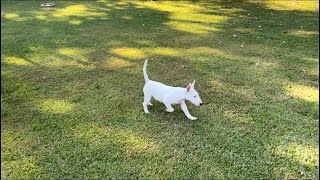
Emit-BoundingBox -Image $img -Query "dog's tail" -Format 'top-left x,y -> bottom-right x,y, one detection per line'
143,59 -> 149,82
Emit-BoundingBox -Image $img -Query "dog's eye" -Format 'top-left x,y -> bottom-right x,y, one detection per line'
194,96 -> 196,97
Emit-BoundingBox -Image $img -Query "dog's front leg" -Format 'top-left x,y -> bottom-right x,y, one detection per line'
180,101 -> 197,120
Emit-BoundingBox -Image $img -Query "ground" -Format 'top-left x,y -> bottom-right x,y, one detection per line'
1,0 -> 319,179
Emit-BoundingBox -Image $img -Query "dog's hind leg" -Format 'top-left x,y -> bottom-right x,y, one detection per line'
143,94 -> 152,113
163,102 -> 174,112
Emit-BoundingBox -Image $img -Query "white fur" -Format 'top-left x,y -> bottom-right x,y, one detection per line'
143,59 -> 202,120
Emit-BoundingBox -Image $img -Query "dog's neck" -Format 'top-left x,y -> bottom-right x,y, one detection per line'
175,87 -> 188,103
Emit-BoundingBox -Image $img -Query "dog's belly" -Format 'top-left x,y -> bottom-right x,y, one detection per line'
151,94 -> 164,103
144,81 -> 171,103
150,88 -> 167,102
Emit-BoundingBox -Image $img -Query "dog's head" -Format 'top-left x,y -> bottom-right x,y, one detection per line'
185,80 -> 203,107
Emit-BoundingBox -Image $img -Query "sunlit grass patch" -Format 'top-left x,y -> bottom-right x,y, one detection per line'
56,48 -> 96,68
286,84 -> 319,103
43,56 -> 95,70
210,79 -> 226,88
275,143 -> 319,167
111,48 -> 147,59
1,156 -> 38,179
223,109 -> 253,124
105,57 -> 135,69
150,47 -> 181,56
259,0 -> 319,11
135,1 -> 230,34
53,4 -> 105,18
3,13 -> 19,19
73,123 -> 157,153
58,48 -> 84,57
37,99 -> 75,113
35,15 -> 47,20
288,30 -> 319,37
2,57 -> 32,66
121,15 -> 133,20
2,12 -> 28,21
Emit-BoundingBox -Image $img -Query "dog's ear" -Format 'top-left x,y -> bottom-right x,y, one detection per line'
186,83 -> 192,92
191,80 -> 195,88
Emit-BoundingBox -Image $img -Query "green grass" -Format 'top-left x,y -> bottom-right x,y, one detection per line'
1,0 -> 319,179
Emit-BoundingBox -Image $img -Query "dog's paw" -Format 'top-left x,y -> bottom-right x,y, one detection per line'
166,108 -> 174,112
188,116 -> 197,120
144,111 -> 150,114
148,102 -> 153,106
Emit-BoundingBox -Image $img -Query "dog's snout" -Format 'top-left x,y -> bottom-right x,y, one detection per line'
200,103 -> 203,106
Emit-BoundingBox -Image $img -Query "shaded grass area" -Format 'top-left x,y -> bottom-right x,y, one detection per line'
1,0 -> 319,179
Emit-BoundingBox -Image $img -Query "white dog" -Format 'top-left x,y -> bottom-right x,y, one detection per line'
142,59 -> 202,120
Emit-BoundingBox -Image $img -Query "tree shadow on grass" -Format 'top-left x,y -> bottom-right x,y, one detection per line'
1,0 -> 319,179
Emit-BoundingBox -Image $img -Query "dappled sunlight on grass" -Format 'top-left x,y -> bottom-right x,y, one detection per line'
53,4 -> 105,18
3,13 -> 19,19
259,0 -> 319,11
289,30 -> 319,37
1,0 -> 319,178
35,15 -> 47,20
69,19 -> 82,25
2,57 -> 32,66
37,99 -> 75,114
110,46 -> 239,61
1,156 -> 38,178
187,47 -> 219,55
111,47 -> 182,60
105,57 -> 135,69
235,88 -> 257,102
134,1 -> 230,34
111,48 -> 147,59
275,143 -> 319,167
120,129 -> 157,155
121,15 -> 133,20
73,123 -> 157,154
44,56 -> 95,70
223,110 -> 253,125
1,127 -> 38,178
286,84 -> 319,103
210,79 -> 226,88
2,12 -> 27,21
309,68 -> 319,77
56,48 -> 96,69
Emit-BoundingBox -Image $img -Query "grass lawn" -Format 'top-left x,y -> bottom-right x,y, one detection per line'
1,0 -> 319,179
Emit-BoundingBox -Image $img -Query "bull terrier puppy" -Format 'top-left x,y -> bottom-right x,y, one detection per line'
142,59 -> 202,120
